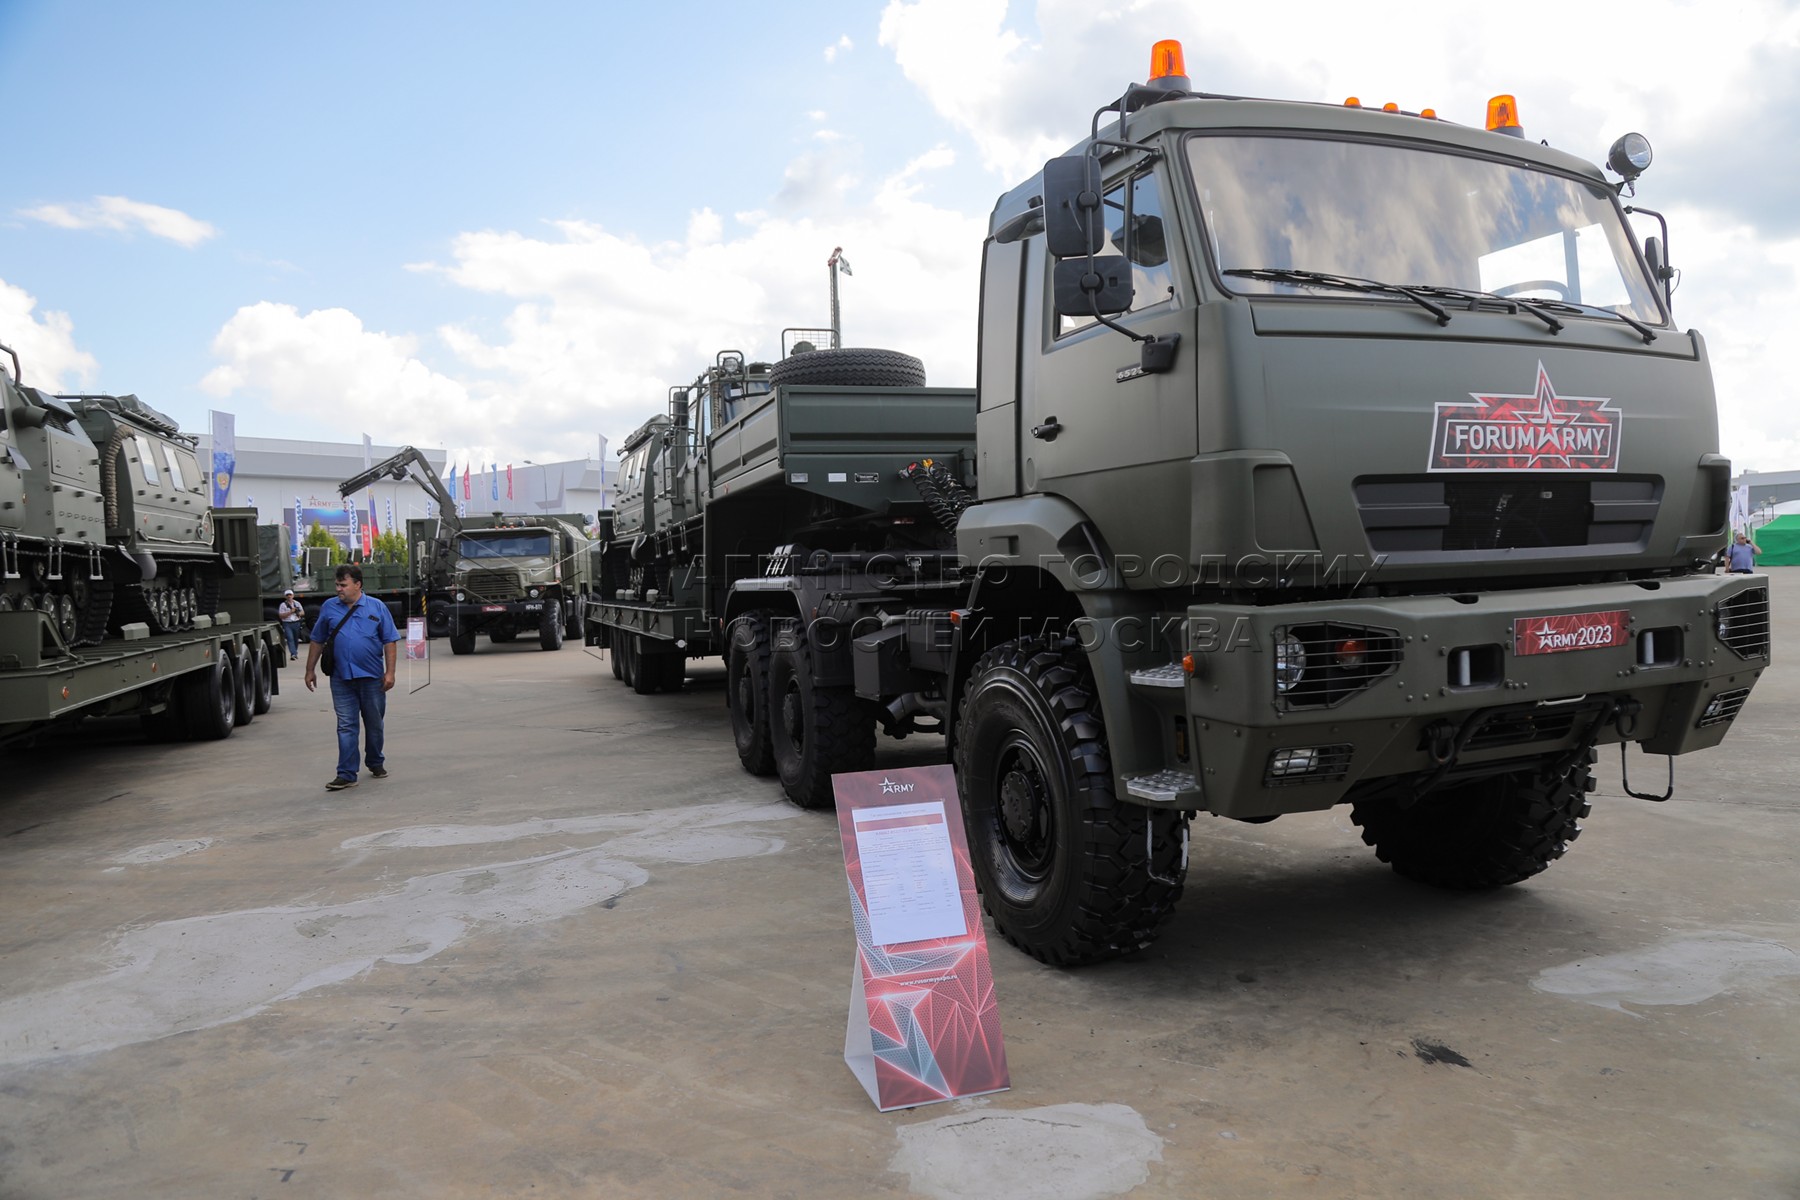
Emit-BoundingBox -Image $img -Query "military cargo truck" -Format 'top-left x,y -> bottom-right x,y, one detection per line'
1,350 -> 282,746
594,45 -> 1766,966
339,445 -> 595,654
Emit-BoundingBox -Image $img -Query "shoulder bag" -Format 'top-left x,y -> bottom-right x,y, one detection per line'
317,599 -> 361,677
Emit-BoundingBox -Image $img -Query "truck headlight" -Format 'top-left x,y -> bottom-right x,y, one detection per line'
1275,635 -> 1306,694
528,587 -> 540,599
455,591 -> 466,602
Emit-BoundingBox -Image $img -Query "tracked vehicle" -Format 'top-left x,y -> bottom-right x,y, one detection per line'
594,46 -> 1766,966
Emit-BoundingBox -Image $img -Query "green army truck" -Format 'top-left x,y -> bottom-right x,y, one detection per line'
593,46 -> 1766,967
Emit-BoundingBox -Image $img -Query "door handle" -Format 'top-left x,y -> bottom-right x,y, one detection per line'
1031,416 -> 1063,442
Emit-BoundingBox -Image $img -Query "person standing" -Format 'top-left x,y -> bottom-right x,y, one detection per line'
276,588 -> 305,659
1727,530 -> 1761,574
304,564 -> 401,791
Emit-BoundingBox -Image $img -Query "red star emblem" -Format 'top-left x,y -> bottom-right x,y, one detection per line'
1429,362 -> 1623,471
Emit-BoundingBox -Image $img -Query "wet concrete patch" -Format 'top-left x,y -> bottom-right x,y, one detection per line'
1533,931 -> 1800,1014
890,1102 -> 1162,1200
111,838 -> 213,865
0,803 -> 797,1066
1411,1038 -> 1473,1068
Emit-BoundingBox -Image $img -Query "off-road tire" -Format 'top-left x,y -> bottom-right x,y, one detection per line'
250,639 -> 275,715
540,600 -> 565,651
629,635 -> 663,695
1350,753 -> 1597,889
180,652 -> 238,741
231,643 -> 257,727
954,636 -> 1188,966
727,611 -> 776,776
767,630 -> 876,809
566,597 -> 585,641
655,652 -> 685,693
768,347 -> 927,390
611,640 -> 624,680
449,627 -> 477,656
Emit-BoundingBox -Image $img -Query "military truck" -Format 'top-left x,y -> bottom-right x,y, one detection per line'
593,45 -> 1767,967
340,445 -> 594,654
1,348 -> 282,746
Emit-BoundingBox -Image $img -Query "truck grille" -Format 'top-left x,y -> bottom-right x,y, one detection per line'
1355,475 -> 1661,553
1697,687 -> 1751,728
464,568 -> 524,602
1715,587 -> 1769,659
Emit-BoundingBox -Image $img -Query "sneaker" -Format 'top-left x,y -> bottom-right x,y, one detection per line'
370,766 -> 389,779
326,777 -> 358,791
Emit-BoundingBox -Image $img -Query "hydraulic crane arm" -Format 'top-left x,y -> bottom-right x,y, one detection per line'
337,445 -> 463,540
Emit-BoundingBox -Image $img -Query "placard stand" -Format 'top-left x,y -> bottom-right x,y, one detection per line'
834,764 -> 1009,1112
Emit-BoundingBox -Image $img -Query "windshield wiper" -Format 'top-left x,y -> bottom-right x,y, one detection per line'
1404,285 -> 1658,344
1223,268 -> 1452,326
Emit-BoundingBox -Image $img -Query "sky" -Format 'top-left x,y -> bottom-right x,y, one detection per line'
2,0 -> 1797,475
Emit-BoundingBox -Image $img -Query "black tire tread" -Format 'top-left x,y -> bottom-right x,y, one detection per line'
1350,753 -> 1596,889
954,636 -> 1186,966
727,611 -> 776,776
769,633 -> 875,810
768,347 -> 926,390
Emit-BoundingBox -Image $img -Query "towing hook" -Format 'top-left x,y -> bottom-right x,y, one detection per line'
1423,719 -> 1456,765
1611,697 -> 1643,738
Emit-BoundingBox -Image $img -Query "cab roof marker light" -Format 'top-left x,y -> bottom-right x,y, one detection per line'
1486,94 -> 1525,137
1146,39 -> 1191,91
1382,101 -> 1399,112
1421,107 -> 1438,119
1344,96 -> 1362,108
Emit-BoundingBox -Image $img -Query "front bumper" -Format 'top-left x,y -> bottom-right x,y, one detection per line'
1119,575 -> 1768,818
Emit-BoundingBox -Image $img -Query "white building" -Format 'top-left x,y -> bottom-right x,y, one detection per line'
193,434 -> 616,554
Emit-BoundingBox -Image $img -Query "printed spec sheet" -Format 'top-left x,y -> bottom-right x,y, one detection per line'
851,801 -> 967,947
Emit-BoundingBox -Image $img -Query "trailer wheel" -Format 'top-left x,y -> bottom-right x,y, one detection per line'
540,600 -> 565,651
610,639 -> 624,680
727,611 -> 776,776
955,636 -> 1187,966
1350,753 -> 1596,889
449,627 -> 477,655
630,635 -> 662,695
767,347 -> 927,389
251,639 -> 275,714
767,629 -> 875,809
181,651 -> 238,741
231,643 -> 257,727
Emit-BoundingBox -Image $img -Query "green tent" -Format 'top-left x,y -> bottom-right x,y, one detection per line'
1752,513 -> 1800,566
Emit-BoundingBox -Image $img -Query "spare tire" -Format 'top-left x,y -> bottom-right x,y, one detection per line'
768,347 -> 926,389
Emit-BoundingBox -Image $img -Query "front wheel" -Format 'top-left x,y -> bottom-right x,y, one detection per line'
1351,754 -> 1595,888
540,600 -> 565,650
449,627 -> 477,655
954,636 -> 1187,966
766,629 -> 874,809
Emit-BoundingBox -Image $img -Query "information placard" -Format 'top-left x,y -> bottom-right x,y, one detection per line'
835,764 -> 1009,1112
405,617 -> 428,661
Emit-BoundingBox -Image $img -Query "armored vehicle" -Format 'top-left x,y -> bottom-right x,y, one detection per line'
596,45 -> 1766,967
2,345 -> 228,649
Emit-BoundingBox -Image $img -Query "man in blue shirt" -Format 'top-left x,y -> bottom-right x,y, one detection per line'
304,564 -> 402,791
1727,531 -> 1761,574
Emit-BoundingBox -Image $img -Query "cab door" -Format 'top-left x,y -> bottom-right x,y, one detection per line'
1018,163 -> 1198,566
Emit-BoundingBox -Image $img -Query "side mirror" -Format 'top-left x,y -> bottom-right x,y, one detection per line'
1053,257 -> 1134,317
1042,155 -> 1106,259
1644,236 -> 1670,283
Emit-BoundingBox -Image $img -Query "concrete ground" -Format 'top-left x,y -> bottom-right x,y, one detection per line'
1,577 -> 1796,1200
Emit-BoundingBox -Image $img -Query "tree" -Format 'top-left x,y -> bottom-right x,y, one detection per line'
372,529 -> 408,565
301,520 -> 346,567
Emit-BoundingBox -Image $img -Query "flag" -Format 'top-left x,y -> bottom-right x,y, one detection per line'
1731,484 -> 1752,533
386,497 -> 394,538
209,411 -> 235,507
490,464 -> 499,501
462,464 -> 471,499
506,464 -> 513,500
446,463 -> 457,500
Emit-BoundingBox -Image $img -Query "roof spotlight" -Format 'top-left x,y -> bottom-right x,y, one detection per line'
1607,132 -> 1654,181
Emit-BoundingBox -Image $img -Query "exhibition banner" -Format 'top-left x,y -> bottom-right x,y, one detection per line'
406,617 -> 428,661
209,410 -> 235,508
834,764 -> 1009,1112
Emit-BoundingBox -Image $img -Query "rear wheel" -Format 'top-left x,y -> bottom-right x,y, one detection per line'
449,627 -> 477,655
250,639 -> 275,714
1351,754 -> 1596,888
540,600 -> 565,650
955,636 -> 1187,966
231,644 -> 256,726
566,597 -> 586,641
630,634 -> 661,695
767,628 -> 875,810
180,652 -> 238,741
610,634 -> 624,680
727,611 -> 775,776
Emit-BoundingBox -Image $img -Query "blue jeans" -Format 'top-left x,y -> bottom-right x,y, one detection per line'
281,621 -> 300,658
330,675 -> 387,781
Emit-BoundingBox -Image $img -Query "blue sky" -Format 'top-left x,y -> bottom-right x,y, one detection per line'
4,0 -> 1797,474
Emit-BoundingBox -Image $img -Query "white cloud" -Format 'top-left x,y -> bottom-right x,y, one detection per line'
20,195 -> 217,248
824,34 -> 854,63
0,276 -> 99,392
200,302 -> 490,458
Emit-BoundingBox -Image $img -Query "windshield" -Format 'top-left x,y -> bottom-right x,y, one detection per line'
1187,135 -> 1663,323
460,533 -> 553,559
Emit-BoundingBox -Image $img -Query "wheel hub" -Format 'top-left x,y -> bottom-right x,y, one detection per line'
996,750 -> 1053,872
780,687 -> 804,747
